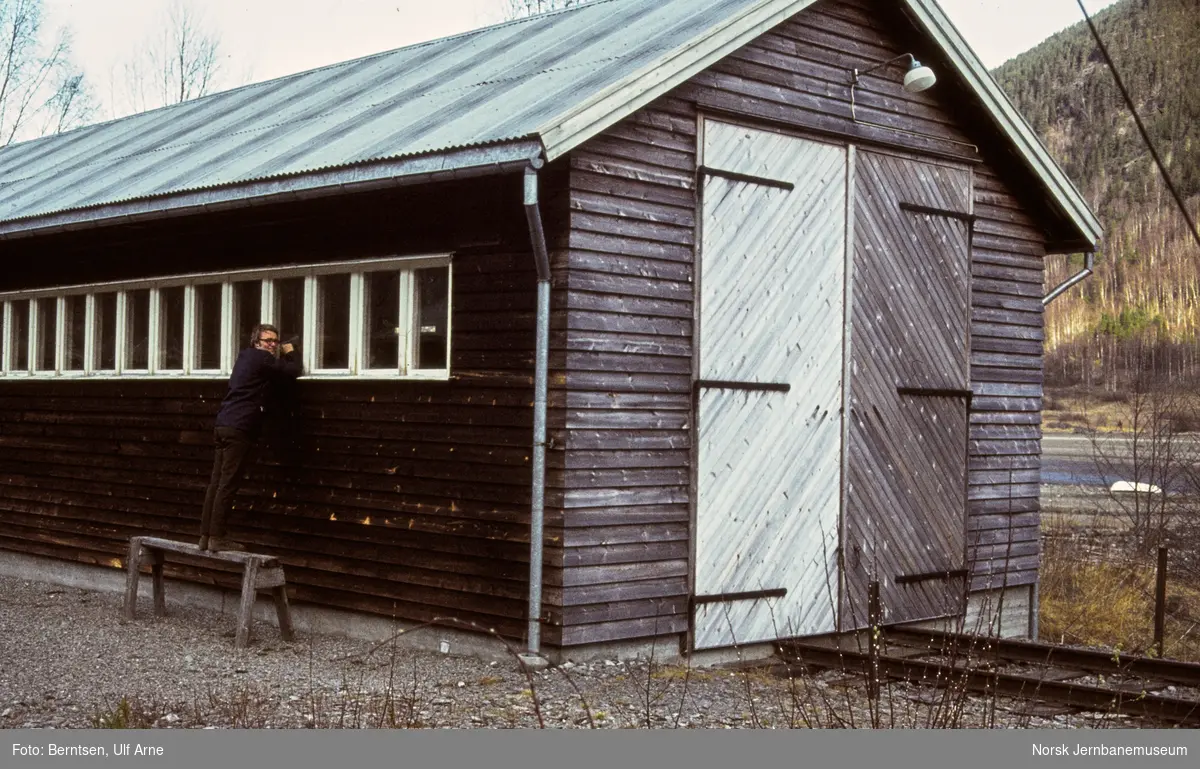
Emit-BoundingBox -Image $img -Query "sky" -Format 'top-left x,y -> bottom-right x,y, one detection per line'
42,0 -> 1121,112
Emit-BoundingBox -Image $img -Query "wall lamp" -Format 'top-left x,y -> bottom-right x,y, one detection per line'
849,53 -> 937,122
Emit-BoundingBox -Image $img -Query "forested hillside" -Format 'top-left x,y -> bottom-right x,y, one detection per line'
993,0 -> 1200,389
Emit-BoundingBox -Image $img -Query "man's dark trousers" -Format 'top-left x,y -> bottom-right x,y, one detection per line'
199,426 -> 255,542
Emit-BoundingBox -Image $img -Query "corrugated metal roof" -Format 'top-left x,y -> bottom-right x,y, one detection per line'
0,0 -> 1099,250
0,0 -> 772,235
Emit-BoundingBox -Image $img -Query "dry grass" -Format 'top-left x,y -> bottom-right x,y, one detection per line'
1042,388 -> 1133,432
1039,523 -> 1200,661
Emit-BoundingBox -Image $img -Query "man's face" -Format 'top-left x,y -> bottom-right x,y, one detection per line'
255,331 -> 280,357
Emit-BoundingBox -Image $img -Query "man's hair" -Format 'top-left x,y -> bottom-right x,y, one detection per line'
249,323 -> 280,347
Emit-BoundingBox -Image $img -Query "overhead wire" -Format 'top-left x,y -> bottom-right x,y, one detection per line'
1075,0 -> 1200,252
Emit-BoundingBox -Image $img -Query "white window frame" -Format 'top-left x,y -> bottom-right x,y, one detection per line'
58,293 -> 89,377
92,291 -> 119,374
6,298 -> 32,377
30,297 -> 51,374
0,255 -> 452,380
118,289 -> 150,375
150,283 -> 188,377
409,264 -> 453,379
360,267 -> 406,376
189,279 -> 226,377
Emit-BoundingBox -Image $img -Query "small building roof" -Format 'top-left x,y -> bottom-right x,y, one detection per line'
0,0 -> 1099,250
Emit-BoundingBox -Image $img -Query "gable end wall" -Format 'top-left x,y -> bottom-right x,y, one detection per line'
557,0 -> 1047,647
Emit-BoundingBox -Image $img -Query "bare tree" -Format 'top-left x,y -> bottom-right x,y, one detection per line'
115,0 -> 223,117
502,0 -> 596,20
0,0 -> 93,145
1088,357 -> 1200,552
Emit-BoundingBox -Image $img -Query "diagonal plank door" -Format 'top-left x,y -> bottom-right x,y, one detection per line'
843,150 -> 972,629
693,121 -> 846,649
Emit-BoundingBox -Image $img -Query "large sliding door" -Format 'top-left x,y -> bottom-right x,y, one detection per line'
842,150 -> 973,628
693,120 -> 846,649
692,123 -> 973,648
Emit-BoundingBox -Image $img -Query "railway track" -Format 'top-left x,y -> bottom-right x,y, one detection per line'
779,627 -> 1200,726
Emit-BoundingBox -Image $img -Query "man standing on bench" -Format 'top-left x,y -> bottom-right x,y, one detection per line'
199,324 -> 302,552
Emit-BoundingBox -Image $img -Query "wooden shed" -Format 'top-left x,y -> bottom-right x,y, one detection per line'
0,0 -> 1099,655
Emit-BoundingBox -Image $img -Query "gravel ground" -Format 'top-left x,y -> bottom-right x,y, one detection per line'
0,574 -> 1144,729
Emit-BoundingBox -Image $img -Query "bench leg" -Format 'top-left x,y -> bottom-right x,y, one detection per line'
123,538 -> 144,620
272,585 -> 295,642
235,559 -> 260,649
151,551 -> 167,616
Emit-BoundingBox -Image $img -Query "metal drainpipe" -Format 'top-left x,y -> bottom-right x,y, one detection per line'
1042,252 -> 1094,305
522,161 -> 552,658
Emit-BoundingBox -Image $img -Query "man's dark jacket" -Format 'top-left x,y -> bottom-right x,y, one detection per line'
214,348 -> 302,434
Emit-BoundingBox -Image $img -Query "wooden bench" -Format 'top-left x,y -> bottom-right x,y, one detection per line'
123,536 -> 294,649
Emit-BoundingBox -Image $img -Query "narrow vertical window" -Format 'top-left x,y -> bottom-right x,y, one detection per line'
34,298 -> 58,372
414,266 -> 449,370
159,286 -> 185,371
11,300 -> 30,372
64,295 -> 87,372
125,289 -> 151,371
363,271 -> 400,370
95,292 -> 118,371
231,280 -> 262,353
275,277 -> 305,344
315,274 -> 351,370
194,283 -> 223,370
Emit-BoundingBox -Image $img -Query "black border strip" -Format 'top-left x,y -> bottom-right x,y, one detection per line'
894,569 -> 969,585
697,165 -> 794,191
692,587 -> 788,605
696,379 -> 791,393
896,386 -> 972,399
899,201 -> 976,222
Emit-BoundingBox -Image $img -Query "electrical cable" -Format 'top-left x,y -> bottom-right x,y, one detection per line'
1076,0 -> 1200,251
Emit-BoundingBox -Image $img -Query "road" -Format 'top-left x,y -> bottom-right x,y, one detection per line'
1041,432 -> 1200,491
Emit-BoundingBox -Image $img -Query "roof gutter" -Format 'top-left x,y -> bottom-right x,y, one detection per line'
0,140 -> 545,241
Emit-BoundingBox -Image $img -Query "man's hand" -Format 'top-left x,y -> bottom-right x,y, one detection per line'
281,343 -> 295,355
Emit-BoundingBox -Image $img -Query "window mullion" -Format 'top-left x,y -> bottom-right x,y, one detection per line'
115,292 -> 128,375
1,301 -> 9,374
349,273 -> 363,375
27,299 -> 38,375
303,275 -> 316,373
398,272 -> 414,376
84,295 -> 95,375
444,264 -> 453,375
220,283 -> 233,374
55,296 -> 66,374
148,289 -> 161,374
183,285 -> 196,375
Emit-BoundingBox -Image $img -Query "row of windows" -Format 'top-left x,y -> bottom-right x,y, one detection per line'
0,256 -> 451,379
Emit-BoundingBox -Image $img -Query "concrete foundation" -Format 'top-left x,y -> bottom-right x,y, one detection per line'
903,584 -> 1036,639
0,551 -> 776,667
3,550 -> 1035,667
0,551 -> 513,661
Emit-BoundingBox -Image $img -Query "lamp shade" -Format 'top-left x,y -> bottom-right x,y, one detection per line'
902,60 -> 936,92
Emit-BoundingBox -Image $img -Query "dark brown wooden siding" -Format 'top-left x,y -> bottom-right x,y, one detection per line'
0,176 -> 569,641
553,97 -> 698,646
966,167 -> 1046,593
556,0 -> 1051,644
